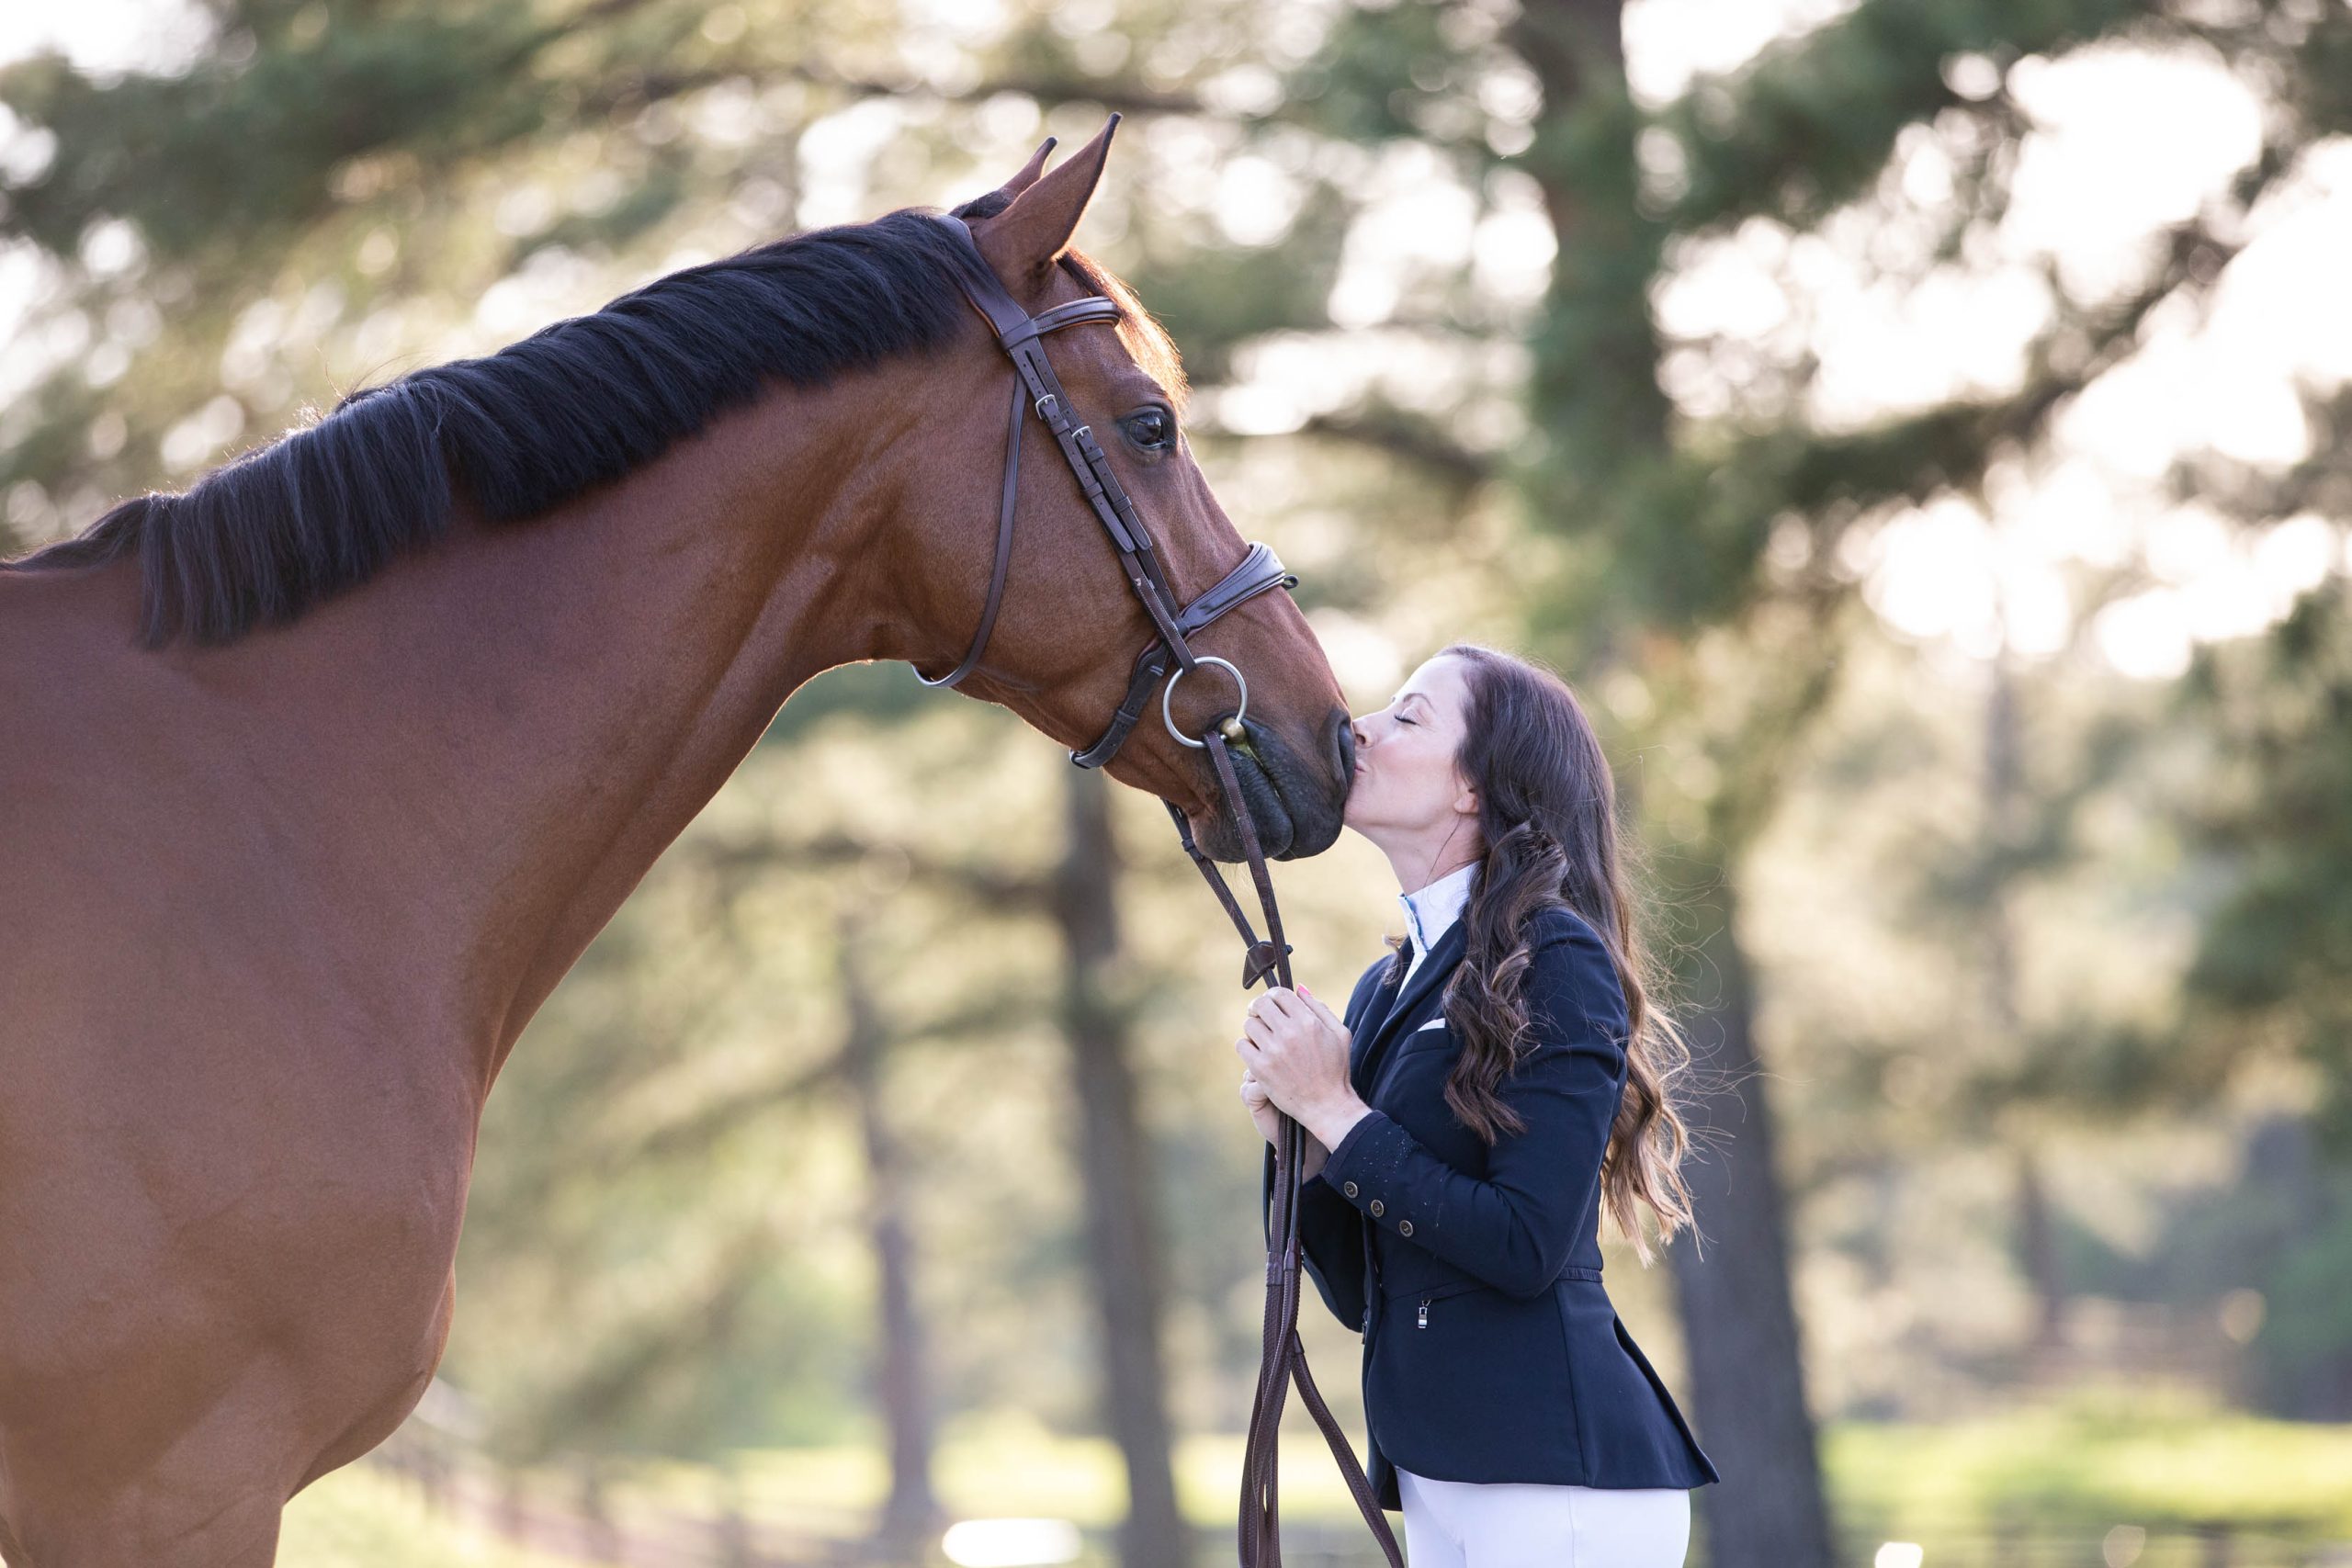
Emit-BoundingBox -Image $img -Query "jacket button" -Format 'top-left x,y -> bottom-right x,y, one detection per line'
1342,1181 -> 1358,1198
1398,1220 -> 1414,1236
1368,1200 -> 1384,1217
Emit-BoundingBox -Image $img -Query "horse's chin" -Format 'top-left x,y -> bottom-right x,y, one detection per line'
1191,745 -> 1302,863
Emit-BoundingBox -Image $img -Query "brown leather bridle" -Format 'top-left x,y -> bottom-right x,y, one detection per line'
922,213 -> 1404,1568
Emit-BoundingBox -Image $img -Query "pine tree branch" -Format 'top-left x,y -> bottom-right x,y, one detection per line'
1298,408 -> 1497,489
1660,0 -> 2164,233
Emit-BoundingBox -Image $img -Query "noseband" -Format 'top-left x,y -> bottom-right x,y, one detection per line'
922,213 -> 1405,1568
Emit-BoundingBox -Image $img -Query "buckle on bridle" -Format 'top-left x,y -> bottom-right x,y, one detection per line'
1163,655 -> 1248,749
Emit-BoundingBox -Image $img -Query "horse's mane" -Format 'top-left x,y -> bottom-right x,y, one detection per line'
1,207 -> 1002,646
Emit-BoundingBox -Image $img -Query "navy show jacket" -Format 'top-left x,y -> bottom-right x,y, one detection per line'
1260,904 -> 1719,1510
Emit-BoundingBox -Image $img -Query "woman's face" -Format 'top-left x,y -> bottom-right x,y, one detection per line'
1344,653 -> 1479,848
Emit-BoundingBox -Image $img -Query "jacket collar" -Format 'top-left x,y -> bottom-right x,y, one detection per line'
1350,917 -> 1469,1098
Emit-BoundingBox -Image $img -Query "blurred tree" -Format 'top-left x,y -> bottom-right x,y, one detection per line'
446,843 -> 869,1465
983,0 -> 2352,1561
835,901 -> 946,1554
2177,569 -> 2352,1416
673,747 -> 1193,1565
1216,0 -> 2352,1560
1055,768 -> 1188,1568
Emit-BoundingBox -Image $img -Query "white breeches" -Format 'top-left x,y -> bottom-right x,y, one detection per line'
1396,1466 -> 1691,1567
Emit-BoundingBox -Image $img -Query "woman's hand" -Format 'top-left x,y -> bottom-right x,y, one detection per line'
1238,1071 -> 1285,1145
1241,1069 -> 1331,1179
1235,986 -> 1371,1155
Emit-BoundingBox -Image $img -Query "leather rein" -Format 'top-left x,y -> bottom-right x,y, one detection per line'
922,213 -> 1404,1568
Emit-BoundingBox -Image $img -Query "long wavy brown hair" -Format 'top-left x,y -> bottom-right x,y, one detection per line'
1404,644 -> 1697,1262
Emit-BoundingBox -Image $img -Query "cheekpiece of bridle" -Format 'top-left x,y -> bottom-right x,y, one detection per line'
922,211 -> 1406,1568
915,215 -> 1295,768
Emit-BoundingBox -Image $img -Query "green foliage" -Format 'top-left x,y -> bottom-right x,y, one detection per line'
2164,574 -> 2352,1414
1660,0 -> 2160,232
1828,1392 -> 2352,1544
2180,576 -> 2352,1145
0,6 -> 549,262
1120,179 -> 1356,384
1285,3 -> 1476,151
447,806 -> 884,1461
2253,1183 -> 2352,1420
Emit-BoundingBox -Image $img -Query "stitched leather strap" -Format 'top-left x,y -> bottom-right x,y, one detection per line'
1072,545 -> 1295,769
927,214 -> 1201,692
917,371 -> 1027,690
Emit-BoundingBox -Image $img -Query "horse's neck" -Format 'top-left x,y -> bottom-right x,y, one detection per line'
244,374 -> 917,1089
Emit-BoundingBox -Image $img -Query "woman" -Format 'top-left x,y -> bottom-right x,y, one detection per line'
1237,643 -> 1719,1567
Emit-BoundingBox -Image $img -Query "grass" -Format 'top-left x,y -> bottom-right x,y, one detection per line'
1828,1388 -> 2352,1556
280,1467 -> 589,1568
612,1408 -> 1398,1529
283,1392 -> 2352,1564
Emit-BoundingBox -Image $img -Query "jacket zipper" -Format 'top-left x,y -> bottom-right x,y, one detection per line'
1418,1298 -> 1430,1329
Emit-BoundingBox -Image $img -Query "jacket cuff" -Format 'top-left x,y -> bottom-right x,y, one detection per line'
1318,1108 -> 1399,1209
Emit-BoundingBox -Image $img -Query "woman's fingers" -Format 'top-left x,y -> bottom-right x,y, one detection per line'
1299,989 -> 1346,1032
1247,988 -> 1305,1029
1253,986 -> 1347,1045
1244,993 -> 1316,1042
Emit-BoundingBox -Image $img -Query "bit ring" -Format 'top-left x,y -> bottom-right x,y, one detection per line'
1164,657 -> 1249,749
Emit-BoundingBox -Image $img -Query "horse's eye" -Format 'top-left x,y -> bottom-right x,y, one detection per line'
1121,407 -> 1175,453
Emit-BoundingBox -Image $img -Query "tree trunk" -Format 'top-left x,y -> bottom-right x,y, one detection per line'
1983,650 -> 2065,1348
1056,770 -> 1187,1568
836,911 -> 944,1554
2014,1146 -> 2065,1350
1507,5 -> 1838,1557
1662,860 -> 1837,1568
1511,0 -> 1673,472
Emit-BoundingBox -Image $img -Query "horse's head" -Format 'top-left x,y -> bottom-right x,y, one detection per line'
893,122 -> 1352,862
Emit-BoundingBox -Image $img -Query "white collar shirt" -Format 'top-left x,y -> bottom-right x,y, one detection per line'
1396,861 -> 1479,992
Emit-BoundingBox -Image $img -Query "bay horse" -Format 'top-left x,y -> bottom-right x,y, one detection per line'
0,121 -> 1352,1566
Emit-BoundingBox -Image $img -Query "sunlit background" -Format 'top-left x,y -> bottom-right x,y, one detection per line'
6,0 -> 2352,1563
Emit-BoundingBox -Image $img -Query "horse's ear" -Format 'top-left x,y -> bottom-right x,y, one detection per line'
972,114 -> 1119,299
957,137 -> 1058,219
1001,136 -> 1058,200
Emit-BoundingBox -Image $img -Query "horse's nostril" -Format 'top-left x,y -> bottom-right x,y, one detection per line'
1332,707 -> 1356,783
